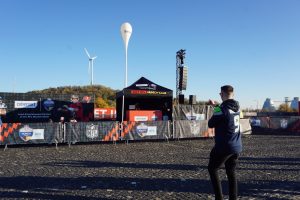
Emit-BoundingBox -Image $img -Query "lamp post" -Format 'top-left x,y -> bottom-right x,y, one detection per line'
253,100 -> 259,112
120,22 -> 132,124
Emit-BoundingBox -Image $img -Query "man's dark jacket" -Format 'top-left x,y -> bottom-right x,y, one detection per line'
208,99 -> 242,154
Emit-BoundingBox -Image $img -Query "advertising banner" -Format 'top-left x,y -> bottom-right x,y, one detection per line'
94,108 -> 116,120
1,96 -> 94,123
173,120 -> 210,138
126,110 -> 162,121
18,125 -> 44,141
122,121 -> 171,140
65,121 -> 118,143
14,101 -> 38,109
0,123 -> 61,145
0,97 -> 7,115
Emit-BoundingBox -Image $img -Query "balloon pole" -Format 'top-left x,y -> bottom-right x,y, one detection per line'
120,22 -> 132,140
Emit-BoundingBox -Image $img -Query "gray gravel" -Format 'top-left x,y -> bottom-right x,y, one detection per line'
0,135 -> 299,200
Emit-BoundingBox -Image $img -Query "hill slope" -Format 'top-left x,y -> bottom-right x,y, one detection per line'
27,85 -> 119,107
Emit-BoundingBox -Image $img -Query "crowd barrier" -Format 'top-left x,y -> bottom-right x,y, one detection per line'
0,122 -> 61,145
250,116 -> 300,134
0,119 -> 253,146
240,119 -> 252,135
121,121 -> 172,141
65,121 -> 119,144
173,120 -> 213,138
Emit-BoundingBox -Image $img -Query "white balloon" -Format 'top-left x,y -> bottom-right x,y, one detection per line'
120,22 -> 132,50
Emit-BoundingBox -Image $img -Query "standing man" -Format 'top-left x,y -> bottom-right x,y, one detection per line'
0,114 -> 2,137
208,85 -> 242,200
0,96 -> 7,130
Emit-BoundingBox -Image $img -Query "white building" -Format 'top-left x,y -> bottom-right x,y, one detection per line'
262,98 -> 276,112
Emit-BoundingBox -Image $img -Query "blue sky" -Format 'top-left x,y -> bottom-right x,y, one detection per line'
0,0 -> 299,109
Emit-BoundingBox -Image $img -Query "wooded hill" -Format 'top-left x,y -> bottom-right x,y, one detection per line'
28,85 -> 119,108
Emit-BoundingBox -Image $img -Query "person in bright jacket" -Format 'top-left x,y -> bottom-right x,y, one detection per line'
208,85 -> 242,200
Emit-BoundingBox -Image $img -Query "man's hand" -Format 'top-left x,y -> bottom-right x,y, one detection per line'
208,99 -> 216,107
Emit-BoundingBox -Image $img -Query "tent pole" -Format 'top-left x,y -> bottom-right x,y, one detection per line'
121,94 -> 125,140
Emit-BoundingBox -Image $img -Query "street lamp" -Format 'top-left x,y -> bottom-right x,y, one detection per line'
120,22 -> 132,123
253,100 -> 259,111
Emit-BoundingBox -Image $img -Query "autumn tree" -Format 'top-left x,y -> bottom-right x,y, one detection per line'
277,103 -> 293,112
95,97 -> 110,108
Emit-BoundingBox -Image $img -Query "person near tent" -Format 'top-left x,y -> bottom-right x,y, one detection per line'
0,96 -> 6,132
207,85 -> 242,200
69,94 -> 83,121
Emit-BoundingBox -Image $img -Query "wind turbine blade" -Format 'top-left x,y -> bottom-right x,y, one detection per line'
92,56 -> 97,60
84,48 -> 91,58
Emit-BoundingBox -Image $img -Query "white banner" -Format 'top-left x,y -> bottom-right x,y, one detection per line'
134,116 -> 149,121
31,129 -> 45,140
145,126 -> 157,136
15,101 -> 38,109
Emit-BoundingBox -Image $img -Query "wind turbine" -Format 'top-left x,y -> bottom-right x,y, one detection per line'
84,48 -> 97,85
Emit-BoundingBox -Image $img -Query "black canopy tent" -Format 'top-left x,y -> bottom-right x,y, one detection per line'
116,77 -> 173,121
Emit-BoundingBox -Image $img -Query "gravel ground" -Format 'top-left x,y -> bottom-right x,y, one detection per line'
0,135 -> 299,200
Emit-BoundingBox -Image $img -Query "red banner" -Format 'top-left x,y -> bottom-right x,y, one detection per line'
94,108 -> 116,120
126,110 -> 162,121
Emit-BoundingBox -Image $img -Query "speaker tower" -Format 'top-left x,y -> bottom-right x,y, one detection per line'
189,95 -> 196,105
179,67 -> 187,90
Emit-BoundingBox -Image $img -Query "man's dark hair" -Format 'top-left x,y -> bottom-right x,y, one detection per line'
221,85 -> 234,94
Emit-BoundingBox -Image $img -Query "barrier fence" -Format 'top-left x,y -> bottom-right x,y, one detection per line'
0,118 -> 256,146
65,121 -> 119,144
0,122 -> 61,145
174,120 -> 213,138
250,116 -> 300,134
122,121 -> 172,141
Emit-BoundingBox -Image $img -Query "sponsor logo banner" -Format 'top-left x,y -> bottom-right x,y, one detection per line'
250,119 -> 261,127
85,124 -> 99,139
184,112 -> 205,120
280,119 -> 288,129
135,83 -> 157,90
134,116 -> 148,121
19,125 -> 44,141
136,123 -> 157,137
43,99 -> 55,111
31,129 -> 45,140
15,101 -> 38,109
130,90 -> 167,95
190,121 -> 201,135
0,103 -> 7,109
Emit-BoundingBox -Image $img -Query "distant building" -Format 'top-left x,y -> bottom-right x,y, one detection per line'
262,98 -> 276,112
290,97 -> 299,110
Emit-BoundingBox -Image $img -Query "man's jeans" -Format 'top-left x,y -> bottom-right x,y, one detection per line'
208,148 -> 239,200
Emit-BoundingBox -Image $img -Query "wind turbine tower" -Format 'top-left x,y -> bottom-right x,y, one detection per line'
84,48 -> 97,85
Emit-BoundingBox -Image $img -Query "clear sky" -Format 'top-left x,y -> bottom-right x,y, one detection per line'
0,0 -> 299,109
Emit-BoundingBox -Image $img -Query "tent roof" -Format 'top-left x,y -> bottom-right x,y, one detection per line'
127,77 -> 172,91
116,77 -> 173,98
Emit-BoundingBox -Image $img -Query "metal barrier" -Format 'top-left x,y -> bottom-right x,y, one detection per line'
0,122 -> 61,145
250,116 -> 300,134
65,121 -> 119,144
173,120 -> 213,139
121,121 -> 171,141
269,117 -> 299,130
0,119 -> 255,147
240,119 -> 252,135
